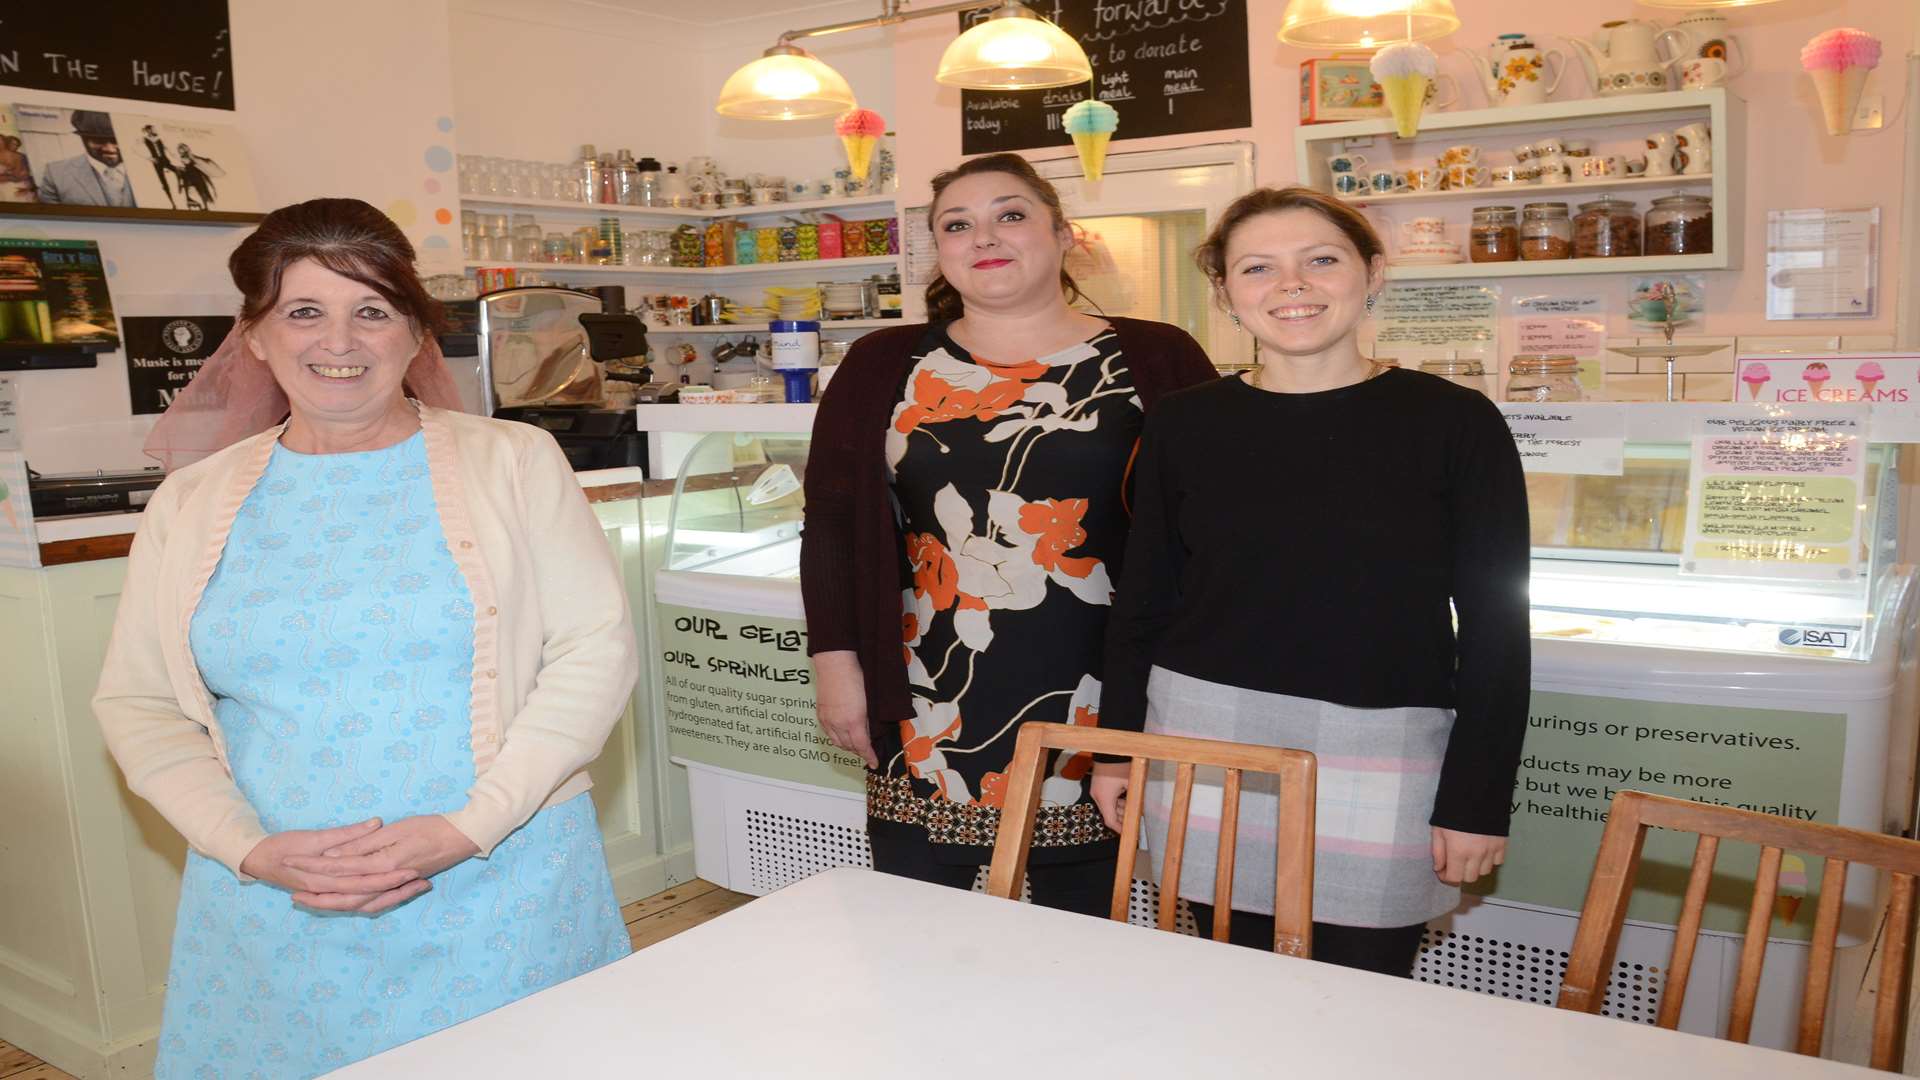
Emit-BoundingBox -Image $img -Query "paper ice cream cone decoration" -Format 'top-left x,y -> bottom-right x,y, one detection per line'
1802,28 -> 1881,136
834,109 -> 886,182
1371,43 -> 1438,140
1740,362 -> 1771,401
1063,99 -> 1119,181
1857,360 -> 1885,397
1774,855 -> 1810,924
1803,361 -> 1831,398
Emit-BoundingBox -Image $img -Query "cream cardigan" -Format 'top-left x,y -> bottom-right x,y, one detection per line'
94,405 -> 639,875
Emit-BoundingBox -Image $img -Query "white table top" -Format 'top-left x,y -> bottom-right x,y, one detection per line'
325,867 -> 1873,1078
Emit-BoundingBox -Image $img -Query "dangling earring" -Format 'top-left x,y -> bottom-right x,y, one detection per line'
1230,312 -> 1242,331
1365,293 -> 1376,318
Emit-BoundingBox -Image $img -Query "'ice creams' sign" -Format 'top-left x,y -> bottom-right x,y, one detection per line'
1736,352 -> 1920,442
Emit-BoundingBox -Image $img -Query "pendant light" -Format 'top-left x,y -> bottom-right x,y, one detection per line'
1278,0 -> 1460,48
936,1 -> 1093,90
1638,0 -> 1782,8
715,44 -> 858,120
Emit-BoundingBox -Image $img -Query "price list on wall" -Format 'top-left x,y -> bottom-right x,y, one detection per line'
958,0 -> 1251,155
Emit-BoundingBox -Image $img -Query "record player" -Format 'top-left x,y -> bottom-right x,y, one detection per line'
28,467 -> 165,518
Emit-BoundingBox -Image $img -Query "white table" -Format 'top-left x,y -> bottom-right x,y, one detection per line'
326,867 -> 1874,1078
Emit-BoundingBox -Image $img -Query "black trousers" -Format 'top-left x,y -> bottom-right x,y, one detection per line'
867,825 -> 1117,918
1186,901 -> 1428,977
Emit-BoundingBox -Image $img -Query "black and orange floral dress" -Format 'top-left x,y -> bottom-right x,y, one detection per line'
867,322 -> 1136,869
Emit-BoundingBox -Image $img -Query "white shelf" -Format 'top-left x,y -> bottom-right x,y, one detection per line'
1303,88 -> 1742,277
633,403 -> 817,433
1386,253 -> 1726,281
648,319 -> 897,334
1300,88 -> 1732,143
464,255 -> 901,278
459,193 -> 898,221
1341,173 -> 1712,207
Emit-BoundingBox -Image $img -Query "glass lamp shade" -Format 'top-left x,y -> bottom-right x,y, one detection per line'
715,45 -> 857,120
1277,0 -> 1460,48
1636,0 -> 1782,7
936,3 -> 1093,90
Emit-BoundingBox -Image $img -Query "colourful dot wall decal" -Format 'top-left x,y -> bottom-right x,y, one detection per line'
385,199 -> 418,227
434,208 -> 453,225
424,178 -> 441,194
105,259 -> 118,277
437,116 -> 454,133
424,146 -> 453,173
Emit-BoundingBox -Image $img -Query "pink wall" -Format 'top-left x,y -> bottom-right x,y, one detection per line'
890,0 -> 1917,346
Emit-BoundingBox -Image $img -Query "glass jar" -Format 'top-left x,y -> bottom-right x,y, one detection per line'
1469,206 -> 1520,263
1418,358 -> 1489,397
1644,194 -> 1713,256
1574,197 -> 1641,258
1506,355 -> 1584,402
1519,202 -> 1572,261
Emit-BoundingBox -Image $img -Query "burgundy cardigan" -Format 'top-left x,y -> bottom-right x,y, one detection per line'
800,317 -> 1219,739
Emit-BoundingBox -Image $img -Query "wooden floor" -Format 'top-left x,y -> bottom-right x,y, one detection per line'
0,879 -> 754,1080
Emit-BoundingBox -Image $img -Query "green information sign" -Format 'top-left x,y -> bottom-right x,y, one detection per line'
658,602 -> 867,793
1474,691 -> 1847,940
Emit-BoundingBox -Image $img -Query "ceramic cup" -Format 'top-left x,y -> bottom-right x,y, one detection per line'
1514,143 -> 1536,162
1625,157 -> 1648,176
1675,122 -> 1712,147
1405,216 -> 1448,239
1408,166 -> 1447,192
1681,57 -> 1728,90
1445,162 -> 1491,189
1327,152 -> 1369,176
1333,172 -> 1367,194
1578,154 -> 1628,179
1440,144 -> 1482,166
1369,169 -> 1409,194
1563,139 -> 1592,158
1532,137 -> 1566,159
1488,164 -> 1534,186
1535,154 -> 1570,184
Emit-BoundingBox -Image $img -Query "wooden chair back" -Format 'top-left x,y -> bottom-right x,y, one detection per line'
984,722 -> 1317,956
1558,790 -> 1920,1070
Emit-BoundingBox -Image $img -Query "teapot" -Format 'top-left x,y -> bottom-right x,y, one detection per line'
1479,33 -> 1567,108
1657,12 -> 1746,79
1570,19 -> 1672,97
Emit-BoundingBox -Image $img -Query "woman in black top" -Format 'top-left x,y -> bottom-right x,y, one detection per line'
1096,187 -> 1530,976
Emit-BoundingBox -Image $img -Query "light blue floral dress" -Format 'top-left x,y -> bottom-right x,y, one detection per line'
157,432 -> 630,1080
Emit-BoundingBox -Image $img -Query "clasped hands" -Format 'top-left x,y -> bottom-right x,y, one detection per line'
239,815 -> 481,914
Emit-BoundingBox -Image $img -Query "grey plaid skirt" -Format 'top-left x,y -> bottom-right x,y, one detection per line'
1139,666 -> 1461,928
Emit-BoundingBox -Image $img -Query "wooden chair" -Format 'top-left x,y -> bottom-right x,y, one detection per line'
1558,789 -> 1920,1070
984,721 -> 1317,956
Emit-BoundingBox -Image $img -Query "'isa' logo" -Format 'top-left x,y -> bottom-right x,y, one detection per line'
1780,628 -> 1850,649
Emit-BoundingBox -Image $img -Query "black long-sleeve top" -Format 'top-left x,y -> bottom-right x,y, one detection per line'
1103,368 -> 1533,836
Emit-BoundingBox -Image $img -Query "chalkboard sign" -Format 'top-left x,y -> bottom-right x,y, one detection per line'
0,6 -> 235,110
959,0 -> 1248,155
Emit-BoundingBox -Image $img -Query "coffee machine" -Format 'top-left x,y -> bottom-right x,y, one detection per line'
474,286 -> 650,472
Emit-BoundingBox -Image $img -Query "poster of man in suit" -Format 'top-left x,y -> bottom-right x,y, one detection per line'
15,106 -> 135,207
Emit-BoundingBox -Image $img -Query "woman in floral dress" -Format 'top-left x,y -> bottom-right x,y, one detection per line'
801,154 -> 1215,910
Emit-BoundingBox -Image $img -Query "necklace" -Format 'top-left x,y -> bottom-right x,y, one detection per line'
1249,360 -> 1386,392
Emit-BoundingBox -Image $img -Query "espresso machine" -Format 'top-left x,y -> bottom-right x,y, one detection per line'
473,286 -> 650,472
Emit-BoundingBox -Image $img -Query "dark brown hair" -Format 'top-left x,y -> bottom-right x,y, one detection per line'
923,153 -> 1085,322
1193,186 -> 1385,286
230,197 -> 446,336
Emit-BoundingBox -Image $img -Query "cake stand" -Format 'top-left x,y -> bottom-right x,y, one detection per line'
1606,343 -> 1726,402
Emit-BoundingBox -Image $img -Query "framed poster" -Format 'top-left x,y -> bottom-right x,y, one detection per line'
1766,208 -> 1879,321
0,237 -> 116,369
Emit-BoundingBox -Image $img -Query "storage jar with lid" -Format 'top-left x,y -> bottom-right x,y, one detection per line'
1418,358 -> 1490,397
1506,355 -> 1584,402
1469,206 -> 1520,263
1519,203 -> 1572,261
1573,198 -> 1640,258
1644,194 -> 1713,256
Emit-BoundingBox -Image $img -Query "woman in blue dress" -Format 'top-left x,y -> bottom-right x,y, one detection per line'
96,198 -> 638,1079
